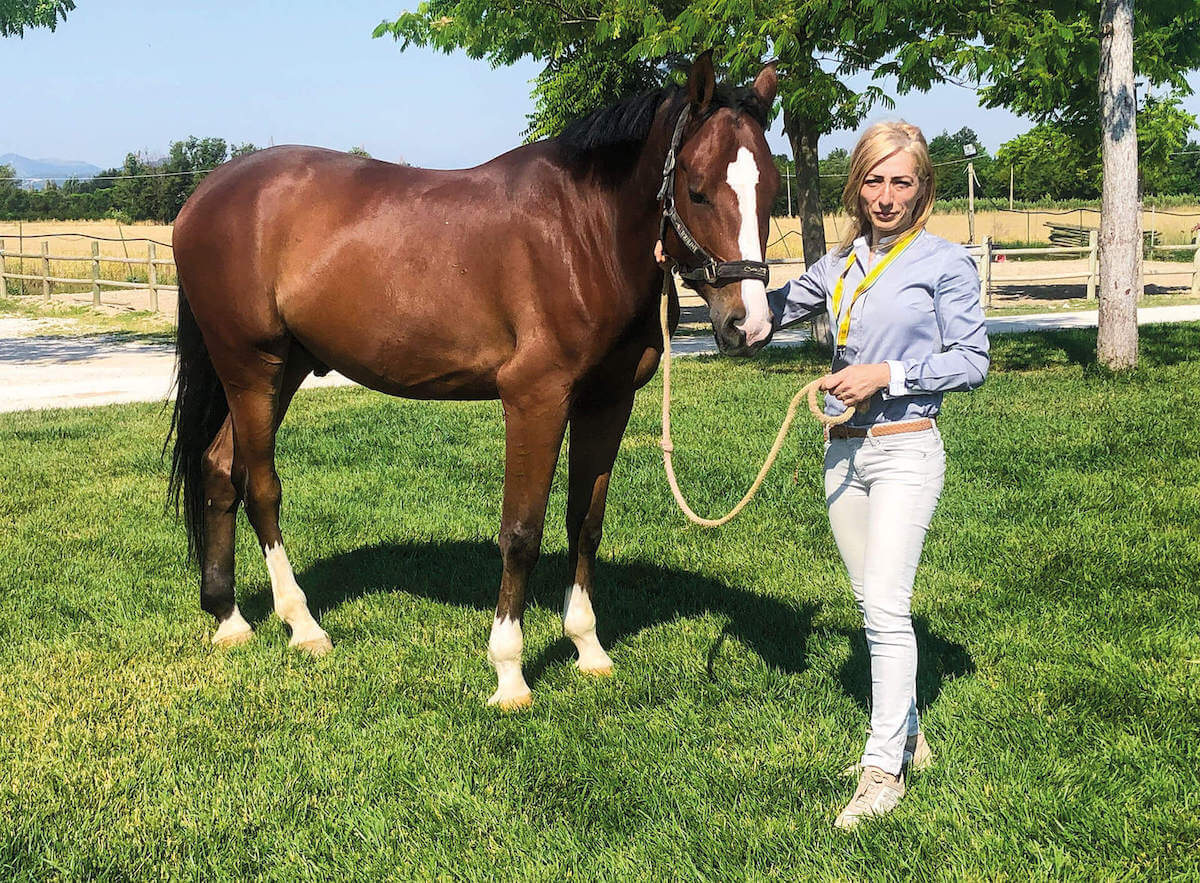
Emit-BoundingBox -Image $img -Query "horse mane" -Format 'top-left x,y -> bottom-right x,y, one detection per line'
555,83 -> 770,176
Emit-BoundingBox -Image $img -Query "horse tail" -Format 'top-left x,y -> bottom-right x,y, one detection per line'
166,286 -> 228,564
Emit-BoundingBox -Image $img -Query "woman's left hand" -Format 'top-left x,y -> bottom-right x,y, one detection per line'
819,363 -> 891,408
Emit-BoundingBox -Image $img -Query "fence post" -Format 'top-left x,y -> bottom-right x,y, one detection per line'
0,239 -> 5,296
147,243 -> 158,312
91,240 -> 100,306
41,241 -> 50,300
1191,231 -> 1200,298
980,236 -> 992,309
1087,230 -> 1098,300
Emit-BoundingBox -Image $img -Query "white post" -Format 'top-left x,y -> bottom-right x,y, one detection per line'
0,239 -> 6,295
967,162 -> 976,244
1009,165 -> 1014,210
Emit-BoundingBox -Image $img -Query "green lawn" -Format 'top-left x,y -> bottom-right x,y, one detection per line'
1,326 -> 1198,879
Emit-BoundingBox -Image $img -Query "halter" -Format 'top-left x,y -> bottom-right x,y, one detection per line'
657,104 -> 771,288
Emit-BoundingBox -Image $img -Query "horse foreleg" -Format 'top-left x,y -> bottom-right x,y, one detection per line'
488,387 -> 569,709
563,394 -> 634,676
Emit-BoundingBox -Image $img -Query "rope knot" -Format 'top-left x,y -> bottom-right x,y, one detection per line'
659,439 -> 674,453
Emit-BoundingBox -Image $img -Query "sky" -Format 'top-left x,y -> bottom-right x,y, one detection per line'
2,0 -> 1198,175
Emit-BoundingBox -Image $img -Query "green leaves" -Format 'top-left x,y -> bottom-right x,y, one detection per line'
0,0 -> 74,37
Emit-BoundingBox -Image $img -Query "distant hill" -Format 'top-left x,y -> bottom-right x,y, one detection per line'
0,154 -> 102,188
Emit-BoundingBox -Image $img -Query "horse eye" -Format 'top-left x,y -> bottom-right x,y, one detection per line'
688,189 -> 708,205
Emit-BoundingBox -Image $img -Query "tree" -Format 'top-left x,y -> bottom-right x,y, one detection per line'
347,145 -> 372,157
994,123 -> 1099,200
1138,94 -> 1196,195
927,128 -> 993,201
0,0 -> 73,37
925,0 -> 1200,369
375,2 -> 965,269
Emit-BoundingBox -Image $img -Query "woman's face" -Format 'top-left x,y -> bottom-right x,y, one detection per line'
859,150 -> 921,238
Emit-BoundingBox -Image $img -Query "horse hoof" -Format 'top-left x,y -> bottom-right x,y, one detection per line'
290,633 -> 333,656
578,662 -> 614,677
488,691 -> 533,711
212,627 -> 253,648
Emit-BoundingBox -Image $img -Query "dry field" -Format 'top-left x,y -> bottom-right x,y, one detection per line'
766,207 -> 1200,259
4,215 -> 1198,316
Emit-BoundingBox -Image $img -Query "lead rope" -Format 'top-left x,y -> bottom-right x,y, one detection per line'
658,272 -> 856,528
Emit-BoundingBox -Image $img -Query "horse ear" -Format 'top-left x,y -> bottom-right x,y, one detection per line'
752,62 -> 778,109
688,50 -> 716,114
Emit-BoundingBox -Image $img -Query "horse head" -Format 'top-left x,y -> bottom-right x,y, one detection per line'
661,53 -> 780,357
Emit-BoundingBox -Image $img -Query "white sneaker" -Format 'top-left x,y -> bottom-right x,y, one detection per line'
834,766 -> 906,830
841,729 -> 932,778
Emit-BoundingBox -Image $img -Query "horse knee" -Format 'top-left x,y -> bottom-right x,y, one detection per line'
500,520 -> 543,571
202,447 -> 236,510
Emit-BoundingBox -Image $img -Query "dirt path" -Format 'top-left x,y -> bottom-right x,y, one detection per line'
4,303 -> 1200,414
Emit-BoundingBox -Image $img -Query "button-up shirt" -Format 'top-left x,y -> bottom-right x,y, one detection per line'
766,229 -> 990,426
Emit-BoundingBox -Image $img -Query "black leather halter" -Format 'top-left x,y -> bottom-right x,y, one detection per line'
657,104 -> 771,288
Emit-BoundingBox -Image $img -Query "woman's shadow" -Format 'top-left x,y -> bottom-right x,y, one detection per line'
244,540 -> 972,712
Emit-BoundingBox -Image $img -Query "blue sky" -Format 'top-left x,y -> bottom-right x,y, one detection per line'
2,0 -> 1197,174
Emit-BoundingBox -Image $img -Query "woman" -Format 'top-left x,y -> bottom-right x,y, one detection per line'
766,121 -> 989,829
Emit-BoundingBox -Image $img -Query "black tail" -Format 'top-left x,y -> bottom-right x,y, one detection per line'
166,288 -> 229,564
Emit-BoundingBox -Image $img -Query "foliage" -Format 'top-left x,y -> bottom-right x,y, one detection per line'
1,324 -> 1200,876
0,0 -> 73,37
918,0 -> 1200,133
347,145 -> 372,157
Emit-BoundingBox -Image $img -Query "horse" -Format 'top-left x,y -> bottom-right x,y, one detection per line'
167,52 -> 780,709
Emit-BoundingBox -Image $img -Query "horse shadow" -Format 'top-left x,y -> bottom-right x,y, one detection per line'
242,540 -> 972,713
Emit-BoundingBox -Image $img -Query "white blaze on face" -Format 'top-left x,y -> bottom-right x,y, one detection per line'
726,146 -> 772,346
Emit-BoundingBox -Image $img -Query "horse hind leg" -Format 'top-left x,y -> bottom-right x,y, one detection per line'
203,416 -> 252,647
226,347 -> 331,655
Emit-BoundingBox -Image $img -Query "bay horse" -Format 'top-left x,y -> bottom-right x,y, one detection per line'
167,53 -> 780,708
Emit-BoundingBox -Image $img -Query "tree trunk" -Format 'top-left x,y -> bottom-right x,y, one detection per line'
783,107 -> 832,348
1097,0 -> 1140,370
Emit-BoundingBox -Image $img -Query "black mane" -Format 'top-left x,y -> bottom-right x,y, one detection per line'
556,83 -> 770,168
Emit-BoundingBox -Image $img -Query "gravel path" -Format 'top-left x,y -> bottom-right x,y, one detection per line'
3,305 -> 1199,413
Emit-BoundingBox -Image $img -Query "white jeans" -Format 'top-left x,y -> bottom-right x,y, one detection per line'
824,425 -> 945,775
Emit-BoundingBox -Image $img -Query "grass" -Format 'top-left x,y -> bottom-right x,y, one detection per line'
1,326 -> 1199,878
986,291 -> 1200,317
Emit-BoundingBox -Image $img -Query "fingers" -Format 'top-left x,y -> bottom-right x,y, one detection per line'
654,240 -> 666,266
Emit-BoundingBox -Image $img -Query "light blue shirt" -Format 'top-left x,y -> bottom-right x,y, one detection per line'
767,229 -> 989,426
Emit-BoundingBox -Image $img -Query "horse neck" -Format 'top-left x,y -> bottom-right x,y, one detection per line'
612,96 -> 686,304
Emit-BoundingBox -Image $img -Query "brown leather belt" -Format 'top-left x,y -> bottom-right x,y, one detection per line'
826,418 -> 934,440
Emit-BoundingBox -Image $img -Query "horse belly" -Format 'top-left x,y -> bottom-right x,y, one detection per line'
283,290 -> 510,401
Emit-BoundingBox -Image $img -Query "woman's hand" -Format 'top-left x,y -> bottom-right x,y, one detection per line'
819,363 -> 891,408
654,240 -> 667,266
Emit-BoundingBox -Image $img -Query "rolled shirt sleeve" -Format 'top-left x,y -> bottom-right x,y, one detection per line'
892,248 -> 990,395
766,254 -> 830,330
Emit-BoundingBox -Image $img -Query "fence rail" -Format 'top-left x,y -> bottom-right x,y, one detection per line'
0,238 -> 176,312
6,231 -> 1200,316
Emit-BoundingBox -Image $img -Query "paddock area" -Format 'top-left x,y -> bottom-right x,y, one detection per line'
1,325 -> 1196,878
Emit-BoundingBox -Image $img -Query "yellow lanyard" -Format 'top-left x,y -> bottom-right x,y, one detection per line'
830,228 -> 922,349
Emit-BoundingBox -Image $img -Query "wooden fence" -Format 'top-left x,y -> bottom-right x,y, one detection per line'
0,238 -> 177,312
5,232 -> 1200,316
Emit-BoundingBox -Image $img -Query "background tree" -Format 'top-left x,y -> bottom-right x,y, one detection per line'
923,0 -> 1200,369
0,0 -> 73,37
376,1 -> 967,269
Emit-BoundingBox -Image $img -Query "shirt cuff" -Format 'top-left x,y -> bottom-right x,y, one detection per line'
883,360 -> 908,398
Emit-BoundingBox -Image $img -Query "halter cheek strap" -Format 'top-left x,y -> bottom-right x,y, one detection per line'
657,105 -> 770,288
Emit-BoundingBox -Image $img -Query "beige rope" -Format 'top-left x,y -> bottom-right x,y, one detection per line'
659,273 -> 855,528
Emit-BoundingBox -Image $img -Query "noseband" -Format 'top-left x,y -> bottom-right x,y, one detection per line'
657,105 -> 771,288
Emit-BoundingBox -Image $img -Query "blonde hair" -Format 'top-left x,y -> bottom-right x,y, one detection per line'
838,121 -> 936,253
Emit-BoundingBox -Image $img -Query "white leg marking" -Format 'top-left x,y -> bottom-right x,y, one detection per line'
263,543 -> 332,654
211,604 -> 253,647
563,583 -> 613,674
727,146 -> 772,346
487,616 -> 531,708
